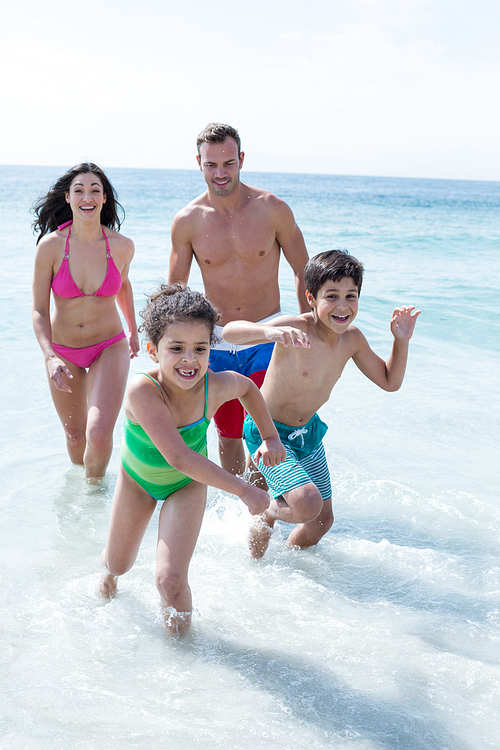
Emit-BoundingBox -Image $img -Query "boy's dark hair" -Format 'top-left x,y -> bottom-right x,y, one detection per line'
305,249 -> 364,298
32,162 -> 124,243
139,283 -> 220,347
196,123 -> 241,156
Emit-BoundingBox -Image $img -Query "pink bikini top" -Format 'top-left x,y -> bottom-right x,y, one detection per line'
51,220 -> 123,299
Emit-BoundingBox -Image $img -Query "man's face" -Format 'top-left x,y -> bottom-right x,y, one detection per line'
197,137 -> 244,197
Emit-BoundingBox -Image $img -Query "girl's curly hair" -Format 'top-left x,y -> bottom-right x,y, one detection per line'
139,283 -> 220,346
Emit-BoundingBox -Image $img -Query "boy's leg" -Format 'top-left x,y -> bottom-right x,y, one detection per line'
248,440 -> 332,558
286,497 -> 334,549
100,466 -> 157,597
248,481 -> 323,559
155,481 -> 207,635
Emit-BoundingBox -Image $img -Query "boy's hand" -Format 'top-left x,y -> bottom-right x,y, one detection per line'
253,438 -> 287,467
264,326 -> 310,348
239,484 -> 270,516
391,306 -> 421,340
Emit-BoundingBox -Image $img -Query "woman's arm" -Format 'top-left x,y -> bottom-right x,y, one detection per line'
116,276 -> 139,357
32,238 -> 73,392
115,240 -> 139,358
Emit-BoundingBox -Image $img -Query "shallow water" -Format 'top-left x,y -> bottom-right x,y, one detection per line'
1,166 -> 499,749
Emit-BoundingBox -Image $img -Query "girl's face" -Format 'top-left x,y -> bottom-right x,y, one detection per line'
65,172 -> 106,220
147,320 -> 211,390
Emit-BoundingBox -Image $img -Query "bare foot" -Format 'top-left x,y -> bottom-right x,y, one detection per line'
100,571 -> 118,599
248,515 -> 273,559
162,606 -> 192,636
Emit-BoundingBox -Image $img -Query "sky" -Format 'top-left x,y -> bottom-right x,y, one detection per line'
1,0 -> 499,181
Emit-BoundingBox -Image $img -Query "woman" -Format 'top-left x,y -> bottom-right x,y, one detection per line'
32,163 -> 140,481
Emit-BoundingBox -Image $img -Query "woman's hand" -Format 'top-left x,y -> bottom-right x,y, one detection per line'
128,329 -> 140,358
46,355 -> 73,392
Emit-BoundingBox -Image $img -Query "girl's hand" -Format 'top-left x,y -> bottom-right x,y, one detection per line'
129,329 -> 140,358
264,326 -> 310,348
239,484 -> 270,516
391,306 -> 421,341
253,438 -> 286,467
46,356 -> 73,392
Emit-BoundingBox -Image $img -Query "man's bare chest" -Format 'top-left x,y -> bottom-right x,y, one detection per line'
191,215 -> 278,267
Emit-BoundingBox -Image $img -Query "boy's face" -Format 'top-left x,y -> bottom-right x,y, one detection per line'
306,277 -> 359,332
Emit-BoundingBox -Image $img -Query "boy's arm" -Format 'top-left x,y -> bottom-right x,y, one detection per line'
352,306 -> 420,392
223,317 -> 310,348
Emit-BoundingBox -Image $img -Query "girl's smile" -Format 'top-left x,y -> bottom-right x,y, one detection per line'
148,321 -> 211,390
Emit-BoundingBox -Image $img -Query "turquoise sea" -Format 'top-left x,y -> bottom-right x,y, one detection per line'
1,164 -> 499,749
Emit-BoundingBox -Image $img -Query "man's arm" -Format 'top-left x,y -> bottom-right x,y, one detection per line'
169,212 -> 195,284
274,199 -> 310,313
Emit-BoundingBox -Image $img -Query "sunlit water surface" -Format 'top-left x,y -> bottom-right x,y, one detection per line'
1,166 -> 499,749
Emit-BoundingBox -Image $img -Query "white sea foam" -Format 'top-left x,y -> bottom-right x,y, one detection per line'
1,166 -> 499,749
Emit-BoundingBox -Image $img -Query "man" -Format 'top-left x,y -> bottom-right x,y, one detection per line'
169,122 -> 309,475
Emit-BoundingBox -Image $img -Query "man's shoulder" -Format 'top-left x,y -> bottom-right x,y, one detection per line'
241,183 -> 294,225
172,192 -> 211,230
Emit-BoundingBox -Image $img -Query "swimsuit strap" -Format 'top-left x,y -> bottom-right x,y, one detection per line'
57,219 -> 73,231
139,372 -> 208,416
139,372 -> 165,400
64,226 -> 71,259
102,227 -> 112,258
58,220 -> 111,259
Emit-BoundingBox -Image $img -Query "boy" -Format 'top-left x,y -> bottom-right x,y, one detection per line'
222,250 -> 420,558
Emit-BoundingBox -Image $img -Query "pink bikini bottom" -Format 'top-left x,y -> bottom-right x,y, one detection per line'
52,331 -> 126,369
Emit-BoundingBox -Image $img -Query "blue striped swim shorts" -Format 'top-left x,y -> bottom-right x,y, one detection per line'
243,413 -> 332,501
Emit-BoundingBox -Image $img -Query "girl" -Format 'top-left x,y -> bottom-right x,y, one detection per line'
100,284 -> 285,635
32,163 -> 139,480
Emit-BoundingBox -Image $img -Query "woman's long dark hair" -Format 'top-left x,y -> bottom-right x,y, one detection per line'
32,162 -> 125,243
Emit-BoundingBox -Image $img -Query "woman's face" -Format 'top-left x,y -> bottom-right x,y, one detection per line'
65,172 -> 106,220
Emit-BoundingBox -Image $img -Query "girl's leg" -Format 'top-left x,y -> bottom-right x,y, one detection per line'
100,466 -> 157,598
48,363 -> 88,466
155,481 -> 207,635
84,337 -> 130,480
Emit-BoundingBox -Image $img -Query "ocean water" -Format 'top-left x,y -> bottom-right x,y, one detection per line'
0,164 -> 499,750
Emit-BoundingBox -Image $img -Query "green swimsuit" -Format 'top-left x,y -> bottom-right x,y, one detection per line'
121,373 -> 210,501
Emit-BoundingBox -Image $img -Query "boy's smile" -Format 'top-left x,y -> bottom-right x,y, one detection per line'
307,277 -> 359,333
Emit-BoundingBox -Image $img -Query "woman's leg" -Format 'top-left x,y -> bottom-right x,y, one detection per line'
85,337 -> 130,480
100,466 -> 157,597
48,362 -> 89,466
155,481 -> 207,635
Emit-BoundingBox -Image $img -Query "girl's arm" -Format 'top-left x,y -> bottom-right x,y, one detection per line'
210,371 -> 286,466
352,306 -> 420,392
128,377 -> 269,515
32,238 -> 73,392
